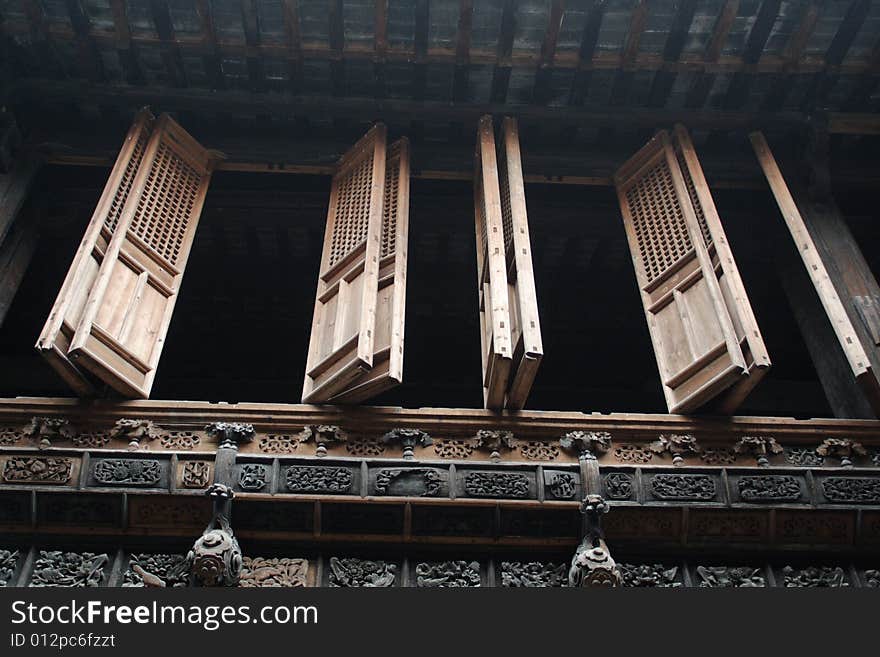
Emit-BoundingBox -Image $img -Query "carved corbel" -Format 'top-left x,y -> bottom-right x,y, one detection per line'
560,431 -> 611,461
475,429 -> 515,461
184,483 -> 243,587
734,436 -> 783,467
301,425 -> 348,457
816,438 -> 867,468
381,428 -> 432,460
649,433 -> 700,466
110,419 -> 163,451
205,422 -> 256,450
22,417 -> 74,449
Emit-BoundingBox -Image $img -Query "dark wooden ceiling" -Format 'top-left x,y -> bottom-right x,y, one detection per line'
2,1 -> 879,116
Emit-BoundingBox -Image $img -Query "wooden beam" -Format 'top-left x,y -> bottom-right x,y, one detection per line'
803,0 -> 872,110
750,131 -> 880,416
14,79 -> 812,132
64,0 -> 105,82
109,0 -> 143,85
412,0 -> 429,100
148,0 -> 186,87
826,0 -> 871,67
533,0 -> 566,103
569,0 -> 606,105
452,0 -> 474,101
610,0 -> 648,106
195,0 -> 225,90
723,0 -> 782,109
281,0 -> 302,93
647,0 -> 697,107
761,1 -> 820,110
240,0 -> 264,91
491,0 -> 517,103
686,0 -> 738,108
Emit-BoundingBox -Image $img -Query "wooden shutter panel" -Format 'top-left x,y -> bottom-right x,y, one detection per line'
751,131 -> 880,412
302,124 -> 390,403
36,109 -> 156,395
62,114 -> 218,398
614,130 -> 754,414
497,117 -> 543,410
475,116 -> 513,410
474,115 -> 543,410
325,138 -> 411,404
672,125 -> 771,413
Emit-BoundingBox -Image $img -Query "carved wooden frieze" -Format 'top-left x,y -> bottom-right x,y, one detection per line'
785,447 -> 824,467
433,439 -> 475,459
23,417 -> 74,449
345,439 -> 385,457
92,459 -> 162,486
736,475 -> 803,503
285,466 -> 353,494
696,566 -> 766,587
518,441 -> 559,461
500,561 -> 567,587
613,444 -> 653,463
71,432 -> 110,448
415,561 -> 481,587
619,564 -> 681,588
328,557 -> 396,587
30,551 -> 108,587
124,553 -> 188,587
258,434 -> 306,454
3,456 -> 73,485
462,471 -> 531,499
544,471 -> 578,499
237,463 -> 268,491
240,557 -> 309,587
159,431 -> 200,450
603,472 -> 634,500
820,477 -> 880,504
181,461 -> 211,489
0,428 -> 21,446
863,569 -> 880,588
780,565 -> 848,587
699,448 -> 736,465
689,511 -> 768,541
128,496 -> 211,528
650,474 -> 717,501
0,549 -> 19,586
374,468 -> 443,497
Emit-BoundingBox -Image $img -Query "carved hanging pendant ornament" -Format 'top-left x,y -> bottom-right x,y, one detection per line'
185,484 -> 243,587
567,495 -> 622,588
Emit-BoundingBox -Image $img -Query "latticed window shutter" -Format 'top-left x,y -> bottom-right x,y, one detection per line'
36,109 -> 156,395
322,138 -> 411,404
672,125 -> 770,413
615,129 -> 768,414
303,124 -> 412,403
474,115 -> 543,411
39,113 -> 219,398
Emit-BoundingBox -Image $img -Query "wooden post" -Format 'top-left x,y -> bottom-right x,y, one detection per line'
751,130 -> 880,417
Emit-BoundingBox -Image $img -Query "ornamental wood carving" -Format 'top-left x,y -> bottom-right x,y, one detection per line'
3,457 -> 73,484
